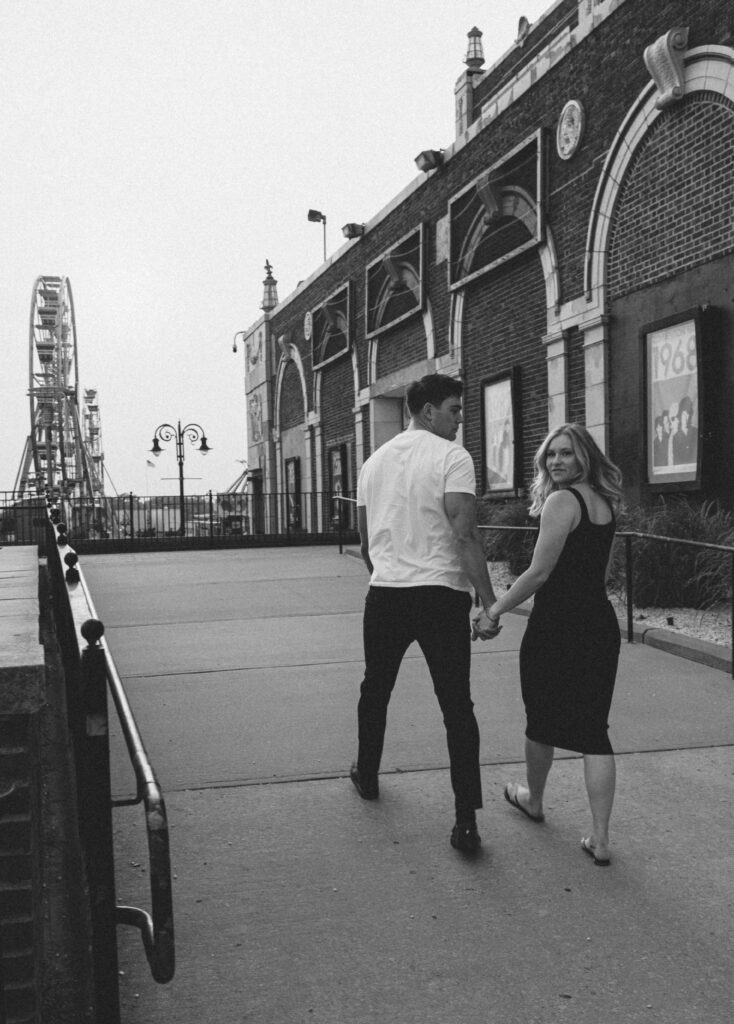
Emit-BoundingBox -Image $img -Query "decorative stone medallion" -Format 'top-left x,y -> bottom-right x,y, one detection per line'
303,311 -> 313,341
556,100 -> 585,160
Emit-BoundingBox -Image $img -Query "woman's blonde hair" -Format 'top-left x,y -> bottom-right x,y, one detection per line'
528,423 -> 623,518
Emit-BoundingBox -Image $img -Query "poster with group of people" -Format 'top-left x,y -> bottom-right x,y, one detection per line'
646,316 -> 700,486
483,376 -> 515,492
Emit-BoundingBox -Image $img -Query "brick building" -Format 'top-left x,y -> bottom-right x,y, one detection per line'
239,0 -> 734,529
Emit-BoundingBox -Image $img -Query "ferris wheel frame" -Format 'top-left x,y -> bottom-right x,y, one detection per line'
25,275 -> 99,506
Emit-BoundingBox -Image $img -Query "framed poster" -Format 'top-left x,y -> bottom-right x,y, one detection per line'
329,443 -> 348,525
329,444 -> 347,498
643,310 -> 702,489
481,372 -> 518,493
285,456 -> 301,528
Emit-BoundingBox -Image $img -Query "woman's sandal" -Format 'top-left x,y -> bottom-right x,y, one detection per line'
581,836 -> 610,866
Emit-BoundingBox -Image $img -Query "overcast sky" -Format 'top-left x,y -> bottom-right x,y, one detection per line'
1,0 -> 551,497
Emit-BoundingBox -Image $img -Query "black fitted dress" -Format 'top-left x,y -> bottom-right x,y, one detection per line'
519,487 -> 620,755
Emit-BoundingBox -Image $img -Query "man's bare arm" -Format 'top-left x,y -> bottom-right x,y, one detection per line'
444,491 -> 496,610
357,505 -> 373,574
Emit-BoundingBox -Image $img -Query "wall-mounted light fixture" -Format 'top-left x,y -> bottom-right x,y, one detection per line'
415,149 -> 444,173
342,223 -> 365,239
307,209 -> 327,261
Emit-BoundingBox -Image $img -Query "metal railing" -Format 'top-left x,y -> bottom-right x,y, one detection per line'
0,492 -> 47,546
45,506 -> 174,1023
1,490 -> 359,549
478,524 -> 734,677
333,494 -> 358,553
618,531 -> 734,672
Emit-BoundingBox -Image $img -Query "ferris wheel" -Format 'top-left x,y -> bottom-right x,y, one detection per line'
15,276 -> 105,515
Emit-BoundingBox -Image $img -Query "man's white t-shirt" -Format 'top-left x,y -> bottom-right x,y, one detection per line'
356,427 -> 476,591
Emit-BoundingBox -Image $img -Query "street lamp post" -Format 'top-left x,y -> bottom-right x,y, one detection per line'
150,421 -> 210,536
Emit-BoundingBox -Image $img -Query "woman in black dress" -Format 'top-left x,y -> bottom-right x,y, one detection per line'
484,424 -> 623,865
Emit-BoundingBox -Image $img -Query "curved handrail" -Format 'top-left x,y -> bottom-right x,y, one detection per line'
79,574 -> 176,984
47,513 -> 175,984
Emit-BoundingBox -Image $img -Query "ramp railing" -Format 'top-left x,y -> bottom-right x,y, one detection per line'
333,494 -> 358,553
479,524 -> 733,676
45,507 -> 175,1023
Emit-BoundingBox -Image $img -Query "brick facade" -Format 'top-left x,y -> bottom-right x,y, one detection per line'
319,355 -> 357,493
0,715 -> 40,1024
279,361 -> 304,432
608,93 -> 734,298
462,250 -> 547,488
244,0 -> 734,509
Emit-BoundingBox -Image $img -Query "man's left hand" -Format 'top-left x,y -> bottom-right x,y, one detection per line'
472,608 -> 502,641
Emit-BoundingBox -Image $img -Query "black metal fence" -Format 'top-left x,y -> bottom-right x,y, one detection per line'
0,493 -> 48,546
1,490 -> 359,551
479,524 -> 734,676
45,507 -> 175,1022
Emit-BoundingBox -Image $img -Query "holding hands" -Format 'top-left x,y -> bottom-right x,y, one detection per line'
471,607 -> 502,641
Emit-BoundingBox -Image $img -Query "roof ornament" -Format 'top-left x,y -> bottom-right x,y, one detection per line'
643,27 -> 689,109
464,26 -> 484,71
261,260 -> 279,312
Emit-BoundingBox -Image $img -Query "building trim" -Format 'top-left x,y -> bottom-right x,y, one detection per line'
256,1 -> 631,325
565,45 -> 734,450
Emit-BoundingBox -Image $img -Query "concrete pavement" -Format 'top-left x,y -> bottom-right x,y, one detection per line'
81,546 -> 734,1024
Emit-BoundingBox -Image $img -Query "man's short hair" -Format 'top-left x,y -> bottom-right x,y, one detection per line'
406,374 -> 463,415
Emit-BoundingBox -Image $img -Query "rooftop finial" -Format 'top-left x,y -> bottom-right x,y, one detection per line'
261,260 -> 278,312
465,26 -> 484,71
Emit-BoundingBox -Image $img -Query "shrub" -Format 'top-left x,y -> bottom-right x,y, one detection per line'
613,498 -> 734,609
477,498 -> 537,576
478,496 -> 734,609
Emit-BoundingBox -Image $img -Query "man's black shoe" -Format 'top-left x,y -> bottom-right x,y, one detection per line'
350,763 -> 379,800
450,820 -> 481,852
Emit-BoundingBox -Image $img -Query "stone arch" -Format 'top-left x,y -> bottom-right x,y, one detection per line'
311,345 -> 361,498
367,263 -> 437,387
573,46 -> 734,449
456,186 -> 538,281
273,344 -> 307,433
373,260 -> 421,330
273,344 -> 309,513
367,303 -> 437,387
585,46 -> 734,308
449,191 -> 560,361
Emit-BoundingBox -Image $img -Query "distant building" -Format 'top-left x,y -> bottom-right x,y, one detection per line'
239,0 -> 734,520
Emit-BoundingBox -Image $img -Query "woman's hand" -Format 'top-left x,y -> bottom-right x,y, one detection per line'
472,607 -> 502,641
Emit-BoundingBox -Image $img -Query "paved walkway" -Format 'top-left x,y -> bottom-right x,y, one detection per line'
81,546 -> 734,1024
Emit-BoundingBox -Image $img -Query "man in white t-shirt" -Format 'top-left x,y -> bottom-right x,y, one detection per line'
351,374 -> 500,852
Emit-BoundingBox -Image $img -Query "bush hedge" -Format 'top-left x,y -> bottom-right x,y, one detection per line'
477,498 -> 536,577
479,495 -> 734,610
614,498 -> 734,609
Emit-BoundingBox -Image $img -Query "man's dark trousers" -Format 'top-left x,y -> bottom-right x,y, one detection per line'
356,585 -> 483,813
